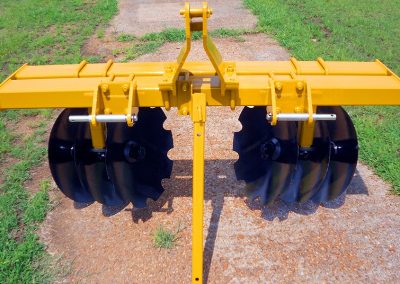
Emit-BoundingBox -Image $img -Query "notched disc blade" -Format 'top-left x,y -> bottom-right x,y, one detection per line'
233,107 -> 298,205
281,120 -> 331,203
233,107 -> 272,182
312,106 -> 358,202
48,109 -> 93,203
74,121 -> 125,206
106,107 -> 173,208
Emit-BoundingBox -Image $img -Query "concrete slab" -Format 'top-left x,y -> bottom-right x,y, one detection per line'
109,0 -> 257,36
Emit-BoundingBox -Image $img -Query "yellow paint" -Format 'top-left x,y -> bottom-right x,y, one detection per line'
0,2 -> 399,283
89,121 -> 106,149
1,61 -> 399,109
191,92 -> 206,283
126,79 -> 138,127
298,106 -> 317,148
159,1 -> 192,103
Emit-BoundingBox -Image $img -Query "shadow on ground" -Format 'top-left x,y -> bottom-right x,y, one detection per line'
74,159 -> 368,283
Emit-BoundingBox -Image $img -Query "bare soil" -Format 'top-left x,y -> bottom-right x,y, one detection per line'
38,2 -> 400,283
82,32 -> 131,62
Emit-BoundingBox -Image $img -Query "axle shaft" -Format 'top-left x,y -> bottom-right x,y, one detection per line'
69,114 -> 138,123
267,113 -> 336,122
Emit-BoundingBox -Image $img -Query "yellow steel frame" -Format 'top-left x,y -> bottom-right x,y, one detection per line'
1,2 -> 400,283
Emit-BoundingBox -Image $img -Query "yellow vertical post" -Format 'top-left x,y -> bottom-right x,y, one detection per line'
298,121 -> 315,148
89,122 -> 106,149
191,92 -> 206,283
89,87 -> 106,149
298,106 -> 317,148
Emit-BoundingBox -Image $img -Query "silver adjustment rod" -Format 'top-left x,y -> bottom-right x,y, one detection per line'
266,113 -> 336,122
69,114 -> 138,123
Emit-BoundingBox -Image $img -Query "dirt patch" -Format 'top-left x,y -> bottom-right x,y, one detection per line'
308,16 -> 332,38
1,112 -> 53,193
82,32 -> 133,61
82,32 -> 290,63
23,161 -> 51,194
15,112 -> 57,194
5,114 -> 41,139
135,33 -> 289,62
0,155 -> 18,185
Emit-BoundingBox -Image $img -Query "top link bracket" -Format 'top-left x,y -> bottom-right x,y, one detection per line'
159,2 -> 239,105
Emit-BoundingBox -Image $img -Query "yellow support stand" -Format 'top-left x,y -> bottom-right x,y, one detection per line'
191,92 -> 206,283
192,122 -> 205,283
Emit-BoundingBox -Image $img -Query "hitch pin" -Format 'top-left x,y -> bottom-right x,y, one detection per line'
266,113 -> 336,122
69,114 -> 138,123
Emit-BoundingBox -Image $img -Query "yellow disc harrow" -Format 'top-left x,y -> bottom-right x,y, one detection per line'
1,2 -> 399,283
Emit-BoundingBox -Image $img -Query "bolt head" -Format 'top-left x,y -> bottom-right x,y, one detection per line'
296,81 -> 304,91
275,81 -> 282,92
294,107 -> 303,113
101,84 -> 109,93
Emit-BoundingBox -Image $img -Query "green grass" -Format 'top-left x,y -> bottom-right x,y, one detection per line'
153,226 -> 179,249
0,0 -> 118,81
244,0 -> 400,193
210,28 -> 250,41
120,28 -> 201,61
0,0 -> 118,282
141,27 -> 250,42
0,112 -> 52,282
96,28 -> 106,39
117,33 -> 136,42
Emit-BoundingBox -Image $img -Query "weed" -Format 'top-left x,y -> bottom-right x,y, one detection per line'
96,28 -> 106,39
117,33 -> 136,42
123,41 -> 163,62
153,225 -> 181,249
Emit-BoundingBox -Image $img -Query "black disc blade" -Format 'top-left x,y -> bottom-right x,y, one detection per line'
280,120 -> 331,202
48,109 -> 94,203
74,121 -> 125,206
233,107 -> 272,182
312,106 -> 358,202
233,107 -> 298,205
106,107 -> 173,208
